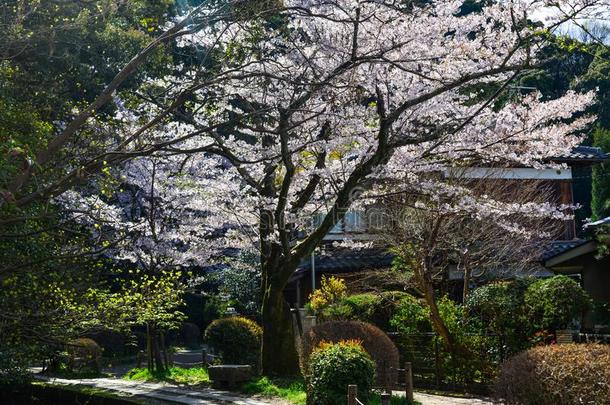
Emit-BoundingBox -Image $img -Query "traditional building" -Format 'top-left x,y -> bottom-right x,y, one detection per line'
285,146 -> 610,318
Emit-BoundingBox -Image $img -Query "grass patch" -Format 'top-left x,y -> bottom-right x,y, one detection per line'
241,377 -> 307,405
124,367 -> 210,386
240,378 -> 421,405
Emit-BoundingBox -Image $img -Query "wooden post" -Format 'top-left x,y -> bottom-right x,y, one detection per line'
347,384 -> 357,405
405,362 -> 414,402
434,338 -> 440,388
381,392 -> 391,405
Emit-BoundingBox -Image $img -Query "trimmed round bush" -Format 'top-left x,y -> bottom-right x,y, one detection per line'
524,275 -> 591,331
204,316 -> 262,371
179,322 -> 201,349
83,328 -> 130,358
67,338 -> 102,372
301,320 -> 398,387
307,340 -> 375,405
494,344 -> 610,405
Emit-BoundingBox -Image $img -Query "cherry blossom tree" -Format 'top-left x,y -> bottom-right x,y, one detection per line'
379,172 -> 564,349
56,0 -> 607,375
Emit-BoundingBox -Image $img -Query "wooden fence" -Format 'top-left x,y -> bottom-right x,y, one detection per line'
385,331 -> 502,393
347,384 -> 392,405
348,362 -> 414,404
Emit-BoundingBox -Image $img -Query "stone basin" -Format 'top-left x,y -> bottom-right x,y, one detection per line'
208,364 -> 252,389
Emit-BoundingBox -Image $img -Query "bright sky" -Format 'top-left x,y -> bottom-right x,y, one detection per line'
530,3 -> 610,43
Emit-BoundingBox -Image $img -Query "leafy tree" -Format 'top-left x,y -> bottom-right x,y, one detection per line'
524,275 -> 592,331
465,280 -> 533,354
591,127 -> 610,219
0,0 -> 195,376
101,270 -> 187,373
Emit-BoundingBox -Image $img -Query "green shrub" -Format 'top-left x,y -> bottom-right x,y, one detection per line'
494,344 -> 610,405
524,276 -> 591,331
322,291 -> 412,330
202,295 -> 227,329
309,276 -> 347,313
204,316 -> 262,371
389,295 -> 430,334
392,296 -> 497,386
66,338 -> 102,373
83,328 -> 131,358
0,349 -> 31,385
301,320 -> 398,387
466,280 -> 532,355
179,322 -> 201,349
307,340 -> 375,405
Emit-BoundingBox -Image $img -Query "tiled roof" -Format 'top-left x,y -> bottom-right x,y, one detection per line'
540,239 -> 590,262
290,240 -> 590,281
553,146 -> 610,163
292,248 -> 393,279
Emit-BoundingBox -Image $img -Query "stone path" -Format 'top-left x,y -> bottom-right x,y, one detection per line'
36,375 -> 275,405
412,392 -> 496,405
38,373 -> 497,405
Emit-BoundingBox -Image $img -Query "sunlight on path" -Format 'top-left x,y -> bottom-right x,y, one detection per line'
412,392 -> 496,405
36,375 -> 274,405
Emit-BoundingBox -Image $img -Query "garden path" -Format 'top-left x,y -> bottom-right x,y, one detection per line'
35,375 -> 278,405
410,392 -> 496,405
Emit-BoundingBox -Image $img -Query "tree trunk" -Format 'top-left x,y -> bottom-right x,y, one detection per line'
152,330 -> 165,373
261,262 -> 300,376
146,323 -> 153,372
423,280 -> 455,351
146,323 -> 166,373
161,331 -> 170,369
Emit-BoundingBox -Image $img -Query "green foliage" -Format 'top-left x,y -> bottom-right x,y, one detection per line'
242,377 -> 307,405
100,270 -> 187,331
301,320 -> 399,387
205,251 -> 262,316
392,296 -> 498,385
0,349 -> 31,385
389,295 -> 432,335
494,344 -> 610,405
321,291 -> 412,330
524,276 -> 592,331
125,367 -> 210,386
0,0 -> 180,377
202,295 -> 228,329
66,338 -> 102,373
204,316 -> 262,370
306,340 -> 376,405
308,276 -> 347,313
592,127 -> 610,220
466,280 -> 533,354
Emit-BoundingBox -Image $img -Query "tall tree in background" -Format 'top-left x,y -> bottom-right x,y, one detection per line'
592,127 -> 610,219
579,46 -> 610,220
